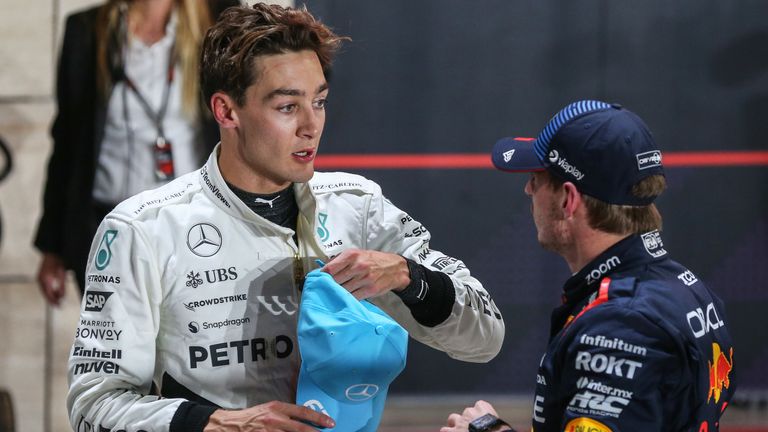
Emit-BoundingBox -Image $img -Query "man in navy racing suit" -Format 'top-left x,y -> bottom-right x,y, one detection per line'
441,100 -> 735,432
67,4 -> 505,432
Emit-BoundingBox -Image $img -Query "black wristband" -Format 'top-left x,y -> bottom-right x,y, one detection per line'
394,258 -> 456,327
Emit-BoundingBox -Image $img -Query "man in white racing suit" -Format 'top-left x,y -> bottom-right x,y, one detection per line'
67,4 -> 505,432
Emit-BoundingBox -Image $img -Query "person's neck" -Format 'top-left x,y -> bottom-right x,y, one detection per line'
128,0 -> 175,45
561,228 -> 630,275
218,144 -> 292,195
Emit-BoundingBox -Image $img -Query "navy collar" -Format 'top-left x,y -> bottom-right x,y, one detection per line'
550,230 -> 669,336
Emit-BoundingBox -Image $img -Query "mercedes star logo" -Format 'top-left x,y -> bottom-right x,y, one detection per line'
187,223 -> 222,257
345,384 -> 379,401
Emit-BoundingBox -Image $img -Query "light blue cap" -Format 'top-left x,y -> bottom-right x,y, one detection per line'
297,270 -> 408,431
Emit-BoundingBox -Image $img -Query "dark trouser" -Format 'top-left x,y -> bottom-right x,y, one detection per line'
73,200 -> 115,294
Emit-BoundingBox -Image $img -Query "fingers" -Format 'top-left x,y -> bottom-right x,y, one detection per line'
269,401 -> 336,430
38,258 -> 66,307
441,412 -> 468,432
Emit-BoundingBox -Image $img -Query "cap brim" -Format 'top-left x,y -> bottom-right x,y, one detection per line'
297,370 -> 388,432
491,137 -> 546,172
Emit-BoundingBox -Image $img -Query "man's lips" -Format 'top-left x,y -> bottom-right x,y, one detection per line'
292,149 -> 316,161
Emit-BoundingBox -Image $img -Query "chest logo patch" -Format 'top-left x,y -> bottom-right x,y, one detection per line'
187,223 -> 222,257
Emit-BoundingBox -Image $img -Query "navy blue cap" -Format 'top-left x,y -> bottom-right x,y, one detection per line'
492,100 -> 665,206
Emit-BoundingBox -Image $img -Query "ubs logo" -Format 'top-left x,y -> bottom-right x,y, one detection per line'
345,384 -> 379,401
187,223 -> 222,257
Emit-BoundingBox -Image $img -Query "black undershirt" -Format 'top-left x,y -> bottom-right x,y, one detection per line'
225,182 -> 298,230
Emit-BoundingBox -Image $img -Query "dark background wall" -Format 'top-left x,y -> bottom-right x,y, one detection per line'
303,0 -> 768,396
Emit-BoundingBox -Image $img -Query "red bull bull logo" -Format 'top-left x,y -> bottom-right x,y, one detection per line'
707,342 -> 733,404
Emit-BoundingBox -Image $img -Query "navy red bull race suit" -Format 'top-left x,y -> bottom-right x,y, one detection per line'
532,230 -> 735,431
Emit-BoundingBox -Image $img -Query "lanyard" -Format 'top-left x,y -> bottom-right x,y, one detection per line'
122,43 -> 176,140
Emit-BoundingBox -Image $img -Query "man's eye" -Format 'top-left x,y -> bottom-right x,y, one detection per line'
278,104 -> 296,113
313,98 -> 327,109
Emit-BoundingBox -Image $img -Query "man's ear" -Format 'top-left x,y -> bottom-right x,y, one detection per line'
210,92 -> 239,129
562,182 -> 582,219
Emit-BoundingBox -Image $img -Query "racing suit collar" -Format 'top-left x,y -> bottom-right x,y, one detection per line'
550,232 -> 669,335
199,144 -> 313,236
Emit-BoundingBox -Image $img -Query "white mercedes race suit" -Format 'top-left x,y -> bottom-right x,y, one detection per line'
67,145 -> 504,432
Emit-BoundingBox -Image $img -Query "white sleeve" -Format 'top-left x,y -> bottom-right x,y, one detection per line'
365,190 -> 505,363
67,215 -> 182,432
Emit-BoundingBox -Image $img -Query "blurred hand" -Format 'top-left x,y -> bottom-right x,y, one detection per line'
441,400 -> 511,432
321,249 -> 410,300
203,401 -> 335,432
37,253 -> 67,307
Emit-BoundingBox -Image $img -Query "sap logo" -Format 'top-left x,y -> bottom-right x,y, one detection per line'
568,390 -> 629,417
204,267 -> 238,283
641,230 -> 667,258
585,256 -> 621,284
345,384 -> 379,401
189,335 -> 294,368
687,302 -> 725,338
677,270 -> 698,286
84,291 -> 114,312
303,399 -> 329,415
636,150 -> 663,170
574,351 -> 642,379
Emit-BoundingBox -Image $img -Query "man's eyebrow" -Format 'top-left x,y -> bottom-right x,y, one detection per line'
264,83 -> 329,101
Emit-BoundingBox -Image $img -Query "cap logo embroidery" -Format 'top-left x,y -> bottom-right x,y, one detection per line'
636,150 -> 663,170
345,384 -> 380,401
548,149 -> 559,163
502,149 -> 515,162
555,156 -> 585,181
303,399 -> 329,415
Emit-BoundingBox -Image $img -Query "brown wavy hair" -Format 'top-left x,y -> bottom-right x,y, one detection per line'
543,172 -> 666,235
95,0 -> 212,118
200,3 -> 347,108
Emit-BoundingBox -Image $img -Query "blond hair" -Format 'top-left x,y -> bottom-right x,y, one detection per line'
95,0 -> 212,118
